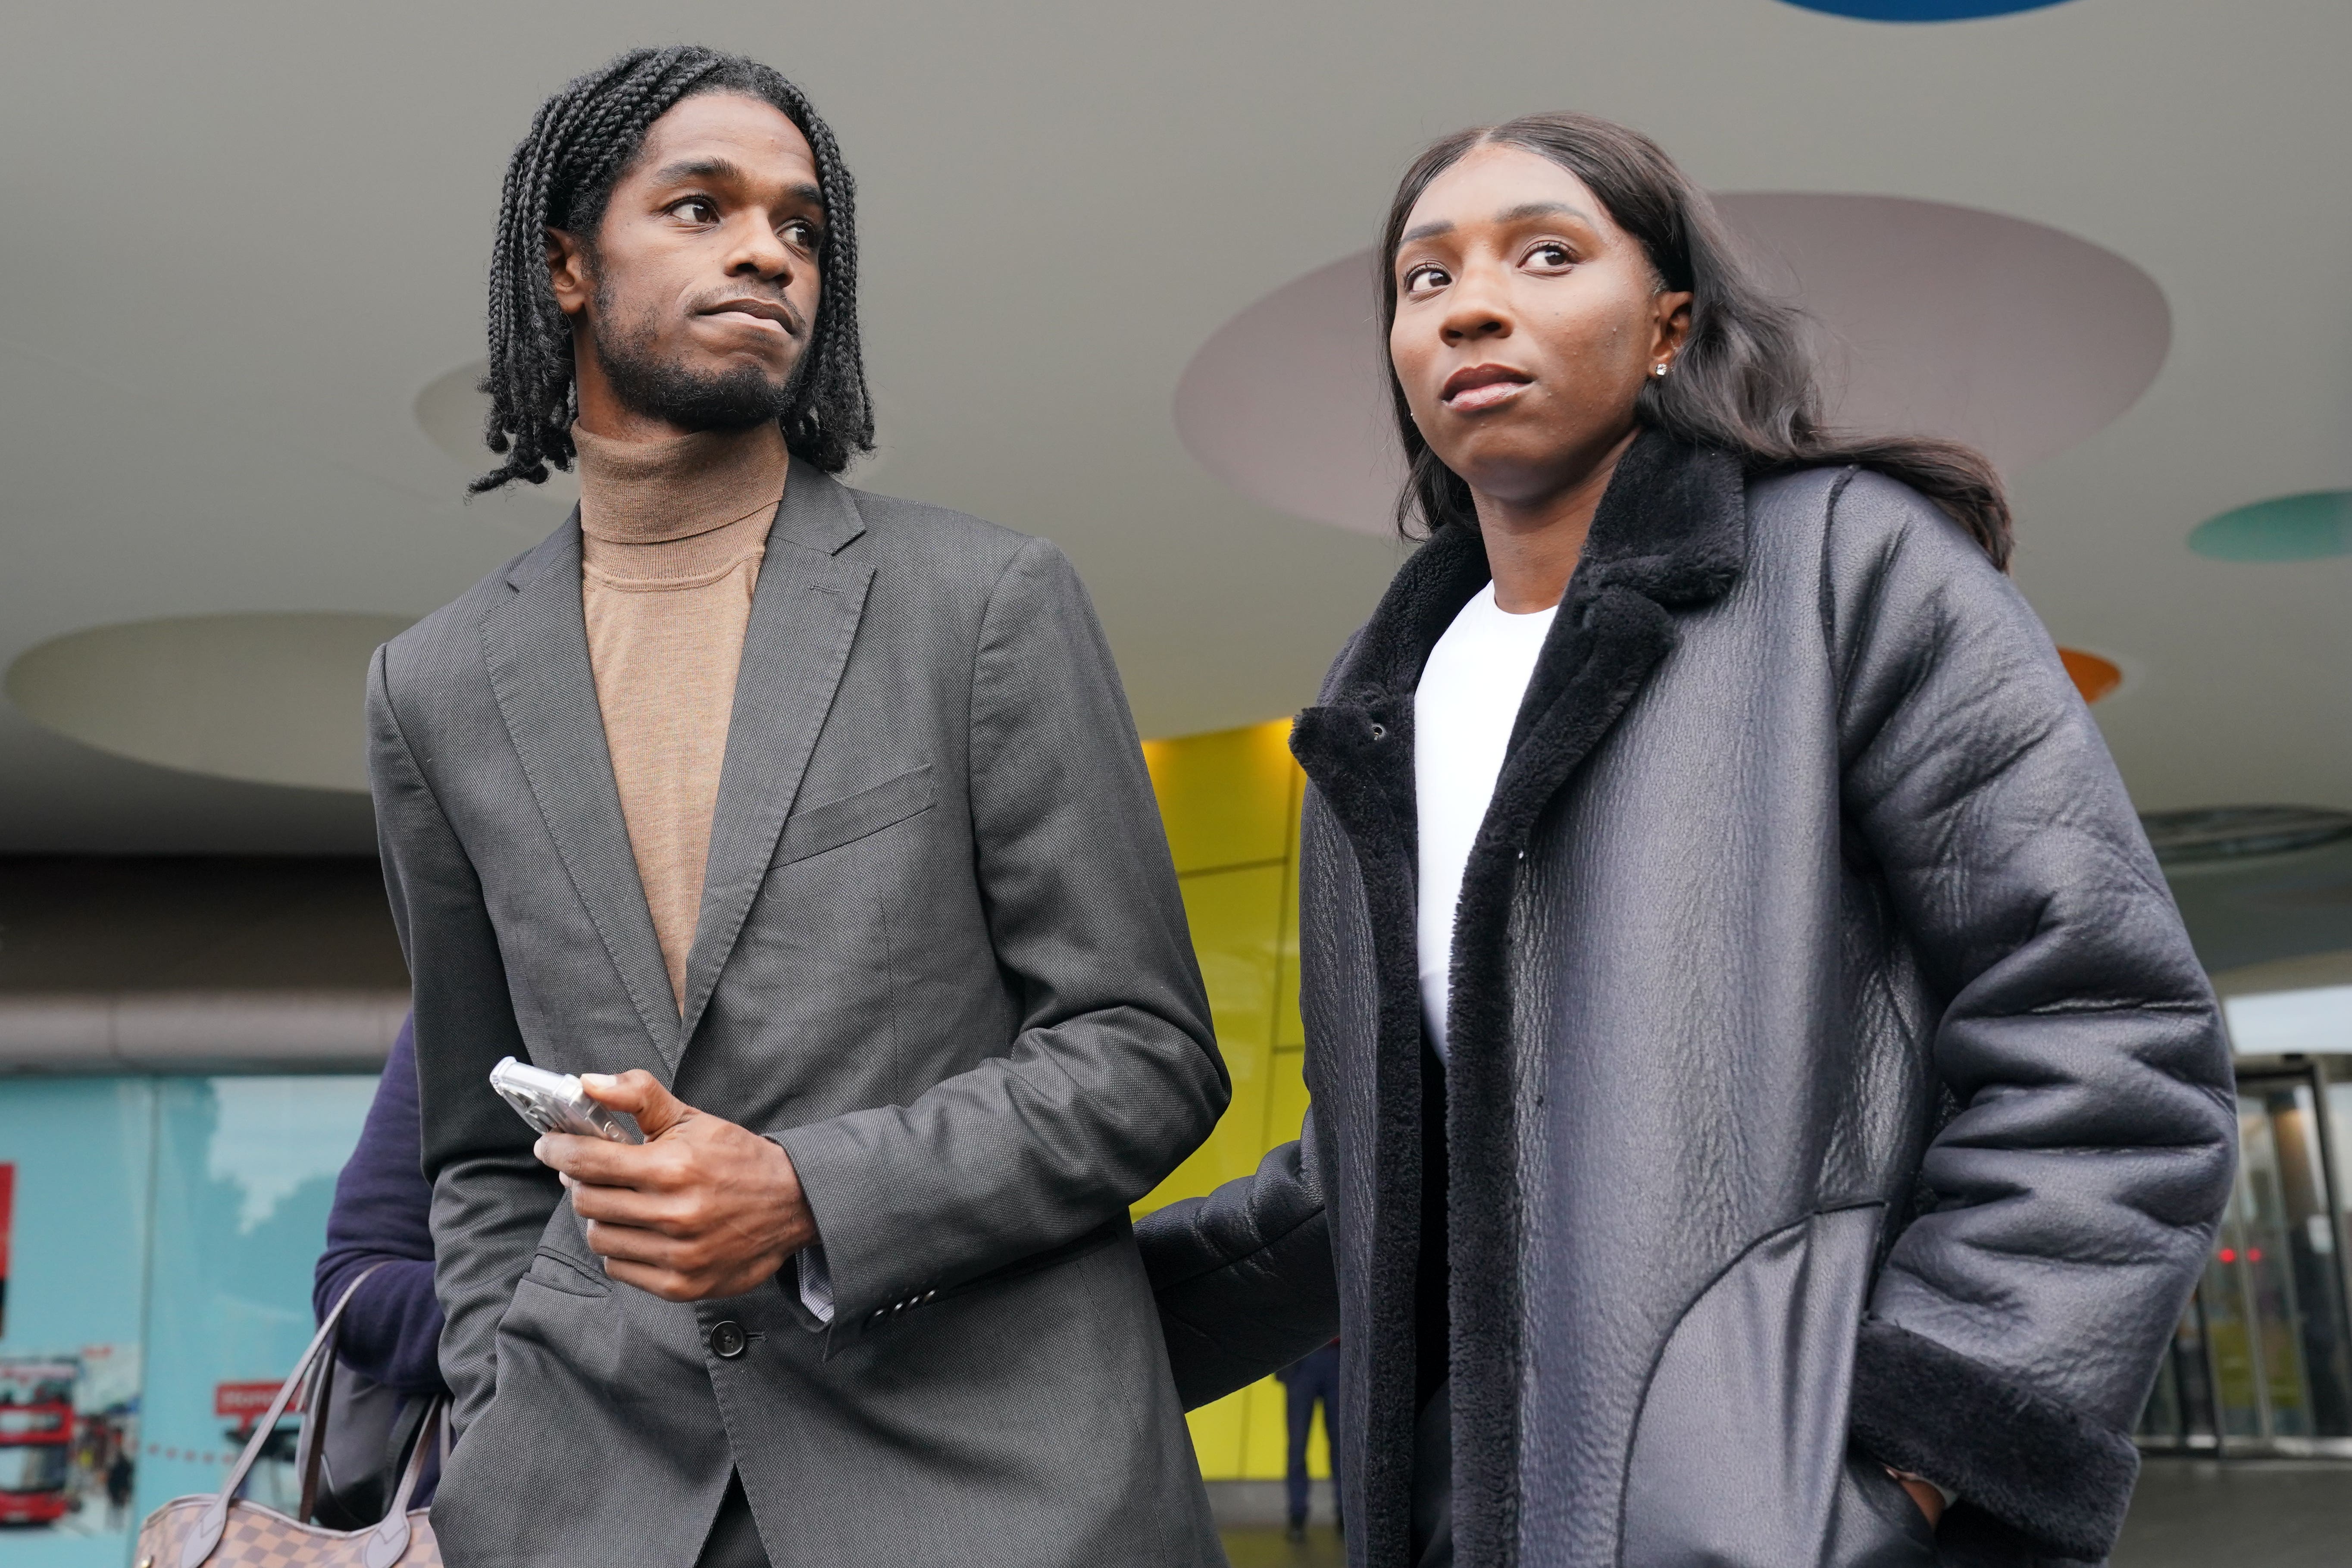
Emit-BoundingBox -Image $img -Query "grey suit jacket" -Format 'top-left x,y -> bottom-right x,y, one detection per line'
368,462 -> 1229,1568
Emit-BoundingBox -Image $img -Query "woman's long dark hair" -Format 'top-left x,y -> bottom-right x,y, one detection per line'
1380,113 -> 2011,569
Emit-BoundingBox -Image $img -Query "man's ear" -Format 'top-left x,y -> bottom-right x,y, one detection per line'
545,227 -> 592,319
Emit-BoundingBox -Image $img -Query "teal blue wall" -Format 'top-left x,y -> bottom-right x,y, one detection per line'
0,1074 -> 375,1565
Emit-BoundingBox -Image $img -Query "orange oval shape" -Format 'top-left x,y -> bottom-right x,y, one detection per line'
2058,647 -> 2124,704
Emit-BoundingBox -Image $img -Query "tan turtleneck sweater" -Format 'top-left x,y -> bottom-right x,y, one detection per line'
574,421 -> 788,1011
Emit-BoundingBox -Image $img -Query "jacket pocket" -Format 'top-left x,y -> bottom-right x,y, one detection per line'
772,765 -> 935,868
522,1245 -> 611,1298
1620,1205 -> 1883,1568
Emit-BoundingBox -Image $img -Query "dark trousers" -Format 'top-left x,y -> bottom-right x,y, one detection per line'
1282,1343 -> 1345,1526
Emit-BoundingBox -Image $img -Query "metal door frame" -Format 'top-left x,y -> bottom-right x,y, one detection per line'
2181,1059 -> 2352,1459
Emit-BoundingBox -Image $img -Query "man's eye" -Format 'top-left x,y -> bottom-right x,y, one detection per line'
782,219 -> 820,248
672,198 -> 717,223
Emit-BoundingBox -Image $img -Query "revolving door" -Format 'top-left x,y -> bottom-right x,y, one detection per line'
2139,1065 -> 2352,1454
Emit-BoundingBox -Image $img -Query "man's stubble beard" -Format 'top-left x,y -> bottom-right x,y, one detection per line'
589,277 -> 805,434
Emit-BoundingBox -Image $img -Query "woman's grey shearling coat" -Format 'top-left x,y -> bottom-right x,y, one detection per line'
1139,433 -> 2237,1568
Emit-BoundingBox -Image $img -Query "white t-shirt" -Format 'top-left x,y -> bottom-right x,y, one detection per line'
1414,582 -> 1558,1061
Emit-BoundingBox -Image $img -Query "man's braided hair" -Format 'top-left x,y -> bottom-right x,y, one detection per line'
473,45 -> 872,494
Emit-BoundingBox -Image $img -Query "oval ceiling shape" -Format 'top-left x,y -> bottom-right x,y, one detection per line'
1782,0 -> 2074,18
1174,195 -> 2169,536
416,360 -> 581,505
6,613 -> 415,793
2057,648 -> 2124,704
2189,491 -> 2352,562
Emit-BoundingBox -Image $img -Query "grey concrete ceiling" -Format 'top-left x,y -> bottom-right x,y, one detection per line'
1,0 -> 2346,853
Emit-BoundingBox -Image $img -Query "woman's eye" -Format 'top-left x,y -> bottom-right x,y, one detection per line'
1402,264 -> 1449,297
1526,243 -> 1573,270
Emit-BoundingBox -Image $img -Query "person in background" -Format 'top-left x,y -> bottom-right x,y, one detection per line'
105,1445 -> 134,1529
1140,112 -> 2236,1567
314,1016 -> 445,1398
313,1014 -> 447,1512
1278,1338 -> 1343,1543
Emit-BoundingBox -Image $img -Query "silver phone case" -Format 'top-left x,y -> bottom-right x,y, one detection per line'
489,1056 -> 645,1144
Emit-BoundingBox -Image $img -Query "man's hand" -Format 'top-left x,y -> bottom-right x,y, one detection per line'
532,1070 -> 816,1302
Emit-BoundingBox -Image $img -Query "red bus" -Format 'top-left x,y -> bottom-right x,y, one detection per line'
0,1393 -> 75,1526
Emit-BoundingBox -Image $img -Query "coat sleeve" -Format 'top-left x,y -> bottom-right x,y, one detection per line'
313,1014 -> 449,1396
1133,1108 -> 1342,1408
368,643 -> 559,1431
1827,473 -> 2237,1562
769,537 -> 1230,1330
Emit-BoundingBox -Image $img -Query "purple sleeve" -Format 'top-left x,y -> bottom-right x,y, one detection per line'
313,1015 -> 449,1395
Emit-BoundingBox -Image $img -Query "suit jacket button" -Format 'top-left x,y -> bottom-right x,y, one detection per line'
708,1320 -> 748,1358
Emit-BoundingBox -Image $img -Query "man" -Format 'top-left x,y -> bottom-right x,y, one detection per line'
370,47 -> 1228,1568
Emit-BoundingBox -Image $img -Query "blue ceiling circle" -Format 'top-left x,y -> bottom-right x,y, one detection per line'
2189,491 -> 2352,563
1782,0 -> 2074,19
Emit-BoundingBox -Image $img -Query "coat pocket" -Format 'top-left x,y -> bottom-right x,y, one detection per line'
772,764 -> 936,867
1620,1205 -> 1884,1568
1821,1455 -> 1939,1568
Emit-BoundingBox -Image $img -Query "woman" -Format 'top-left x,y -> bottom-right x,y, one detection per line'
1140,115 -> 2235,1568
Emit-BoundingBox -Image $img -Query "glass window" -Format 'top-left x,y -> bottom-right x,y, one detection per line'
137,1076 -> 377,1523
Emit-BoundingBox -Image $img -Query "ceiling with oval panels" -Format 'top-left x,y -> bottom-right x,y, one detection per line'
0,0 -> 2345,856
1174,194 -> 2171,537
2189,491 -> 2352,563
7,615 -> 416,793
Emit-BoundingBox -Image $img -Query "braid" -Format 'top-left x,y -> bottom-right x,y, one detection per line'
472,47 -> 873,493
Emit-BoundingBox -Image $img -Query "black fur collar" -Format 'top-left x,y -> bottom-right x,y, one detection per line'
1305,429 -> 1744,714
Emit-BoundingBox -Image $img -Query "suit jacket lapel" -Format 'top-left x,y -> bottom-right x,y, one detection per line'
480,516 -> 681,1075
676,461 -> 874,1045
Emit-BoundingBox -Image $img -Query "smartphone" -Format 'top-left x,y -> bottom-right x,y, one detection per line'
490,1056 -> 645,1145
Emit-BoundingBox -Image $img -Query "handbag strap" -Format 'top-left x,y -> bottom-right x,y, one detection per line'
178,1263 -> 388,1568
292,1328 -> 341,1525
360,1399 -> 444,1568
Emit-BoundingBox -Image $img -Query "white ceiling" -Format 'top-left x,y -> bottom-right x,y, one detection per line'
0,0 -> 2346,855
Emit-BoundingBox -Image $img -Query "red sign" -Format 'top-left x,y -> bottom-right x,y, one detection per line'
214,1382 -> 291,1420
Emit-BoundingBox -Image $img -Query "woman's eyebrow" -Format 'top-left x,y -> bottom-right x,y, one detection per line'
1496,200 -> 1594,226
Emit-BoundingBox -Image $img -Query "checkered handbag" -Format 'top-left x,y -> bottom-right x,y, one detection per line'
133,1269 -> 444,1568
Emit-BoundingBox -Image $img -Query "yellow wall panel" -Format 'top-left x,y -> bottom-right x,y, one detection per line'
1185,1388 -> 1249,1478
1140,865 -> 1285,1214
1275,789 -> 1306,1051
1143,720 -> 1301,874
1137,720 -> 1314,1480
